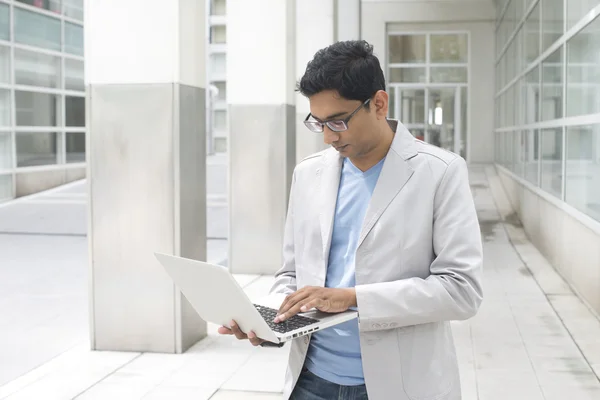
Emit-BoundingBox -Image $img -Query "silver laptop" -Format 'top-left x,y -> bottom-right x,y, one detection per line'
154,252 -> 358,345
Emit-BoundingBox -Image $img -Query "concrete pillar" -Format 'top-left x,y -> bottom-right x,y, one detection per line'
86,0 -> 207,353
295,0 -> 333,163
227,0 -> 296,274
295,0 -> 362,163
336,0 -> 361,41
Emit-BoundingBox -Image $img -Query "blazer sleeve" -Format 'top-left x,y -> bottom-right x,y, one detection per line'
355,157 -> 483,332
269,170 -> 298,296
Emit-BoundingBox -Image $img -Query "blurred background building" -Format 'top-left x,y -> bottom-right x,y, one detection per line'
0,0 -> 84,201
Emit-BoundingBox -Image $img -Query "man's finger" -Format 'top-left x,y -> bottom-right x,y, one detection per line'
218,326 -> 233,335
276,297 -> 318,323
299,298 -> 322,313
278,287 -> 313,314
248,331 -> 264,347
278,290 -> 311,316
230,320 -> 247,340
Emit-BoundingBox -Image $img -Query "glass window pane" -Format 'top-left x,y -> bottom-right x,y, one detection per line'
389,67 -> 426,83
14,8 -> 61,51
0,3 -> 8,41
210,0 -> 226,16
15,49 -> 61,88
397,89 -> 425,124
515,27 -> 524,79
65,59 -> 84,91
540,128 -> 563,198
430,67 -> 467,83
427,88 -> 459,153
524,2 -> 541,64
213,82 -> 226,102
65,22 -> 84,56
15,91 -> 60,126
542,0 -> 565,52
541,48 -> 563,121
524,66 -> 540,124
524,129 -> 540,185
565,125 -> 600,221
213,137 -> 227,153
66,132 -> 85,163
513,131 -> 524,175
16,0 -> 61,13
0,89 -> 10,127
567,16 -> 600,117
16,132 -> 58,167
389,35 -> 426,64
567,0 -> 599,29
0,46 -> 9,84
505,0 -> 517,39
0,174 -> 12,200
430,34 -> 468,63
0,132 -> 12,169
63,0 -> 84,21
210,25 -> 226,44
213,110 -> 226,132
505,132 -> 514,168
209,53 -> 226,76
66,96 -> 85,127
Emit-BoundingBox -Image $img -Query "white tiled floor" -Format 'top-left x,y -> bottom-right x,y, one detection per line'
1,165 -> 600,400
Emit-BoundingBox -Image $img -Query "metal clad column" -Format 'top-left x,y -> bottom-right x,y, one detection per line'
228,0 -> 296,274
86,0 -> 207,353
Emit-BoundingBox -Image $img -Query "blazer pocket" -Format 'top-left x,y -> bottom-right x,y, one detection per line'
396,322 -> 454,400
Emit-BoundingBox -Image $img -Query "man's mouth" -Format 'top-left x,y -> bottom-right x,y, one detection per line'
334,144 -> 348,151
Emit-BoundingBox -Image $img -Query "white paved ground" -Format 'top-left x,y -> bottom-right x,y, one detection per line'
0,165 -> 599,400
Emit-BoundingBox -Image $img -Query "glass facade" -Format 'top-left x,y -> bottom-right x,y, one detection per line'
0,0 -> 85,201
495,0 -> 600,222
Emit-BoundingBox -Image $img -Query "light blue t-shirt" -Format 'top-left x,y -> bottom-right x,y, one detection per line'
304,156 -> 385,386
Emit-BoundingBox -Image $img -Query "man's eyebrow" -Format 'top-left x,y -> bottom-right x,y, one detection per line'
310,110 -> 349,122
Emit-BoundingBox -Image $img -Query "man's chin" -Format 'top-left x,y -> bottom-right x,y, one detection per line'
334,144 -> 350,153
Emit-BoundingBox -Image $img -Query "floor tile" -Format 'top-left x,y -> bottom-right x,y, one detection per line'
220,348 -> 288,393
477,370 -> 544,400
142,386 -> 216,400
210,390 -> 282,400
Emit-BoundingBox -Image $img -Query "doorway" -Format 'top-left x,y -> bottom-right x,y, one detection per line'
388,85 -> 467,156
387,31 -> 469,158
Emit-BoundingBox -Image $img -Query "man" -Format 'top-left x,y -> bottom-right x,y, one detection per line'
219,40 -> 483,400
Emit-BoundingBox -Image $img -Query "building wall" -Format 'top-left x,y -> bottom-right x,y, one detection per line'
498,167 -> 600,314
493,0 -> 600,314
361,0 -> 496,163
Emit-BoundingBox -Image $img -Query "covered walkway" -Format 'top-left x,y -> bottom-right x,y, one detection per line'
0,165 -> 599,400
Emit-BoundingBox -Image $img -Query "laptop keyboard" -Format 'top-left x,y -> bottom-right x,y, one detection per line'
254,304 -> 320,334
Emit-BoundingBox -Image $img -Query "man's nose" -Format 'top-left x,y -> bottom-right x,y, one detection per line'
323,127 -> 340,145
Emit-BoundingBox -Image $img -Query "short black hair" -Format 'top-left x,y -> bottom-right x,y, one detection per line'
297,40 -> 386,106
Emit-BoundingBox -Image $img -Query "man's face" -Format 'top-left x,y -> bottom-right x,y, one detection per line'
307,90 -> 382,159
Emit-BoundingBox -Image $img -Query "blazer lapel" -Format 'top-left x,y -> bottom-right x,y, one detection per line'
357,122 -> 418,249
318,151 -> 342,274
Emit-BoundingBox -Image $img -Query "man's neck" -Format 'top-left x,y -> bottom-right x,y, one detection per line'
350,125 -> 395,172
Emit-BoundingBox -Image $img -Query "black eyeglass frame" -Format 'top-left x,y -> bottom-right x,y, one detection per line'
303,98 -> 371,133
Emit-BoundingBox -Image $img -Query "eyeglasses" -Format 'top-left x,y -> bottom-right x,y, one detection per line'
303,99 -> 371,133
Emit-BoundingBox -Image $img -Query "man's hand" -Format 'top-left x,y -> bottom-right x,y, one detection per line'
217,320 -> 265,346
275,287 -> 357,323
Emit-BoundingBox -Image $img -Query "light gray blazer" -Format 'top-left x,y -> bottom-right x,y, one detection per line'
271,120 -> 483,400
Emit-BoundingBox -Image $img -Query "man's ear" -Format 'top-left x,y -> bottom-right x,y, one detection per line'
372,90 -> 389,119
